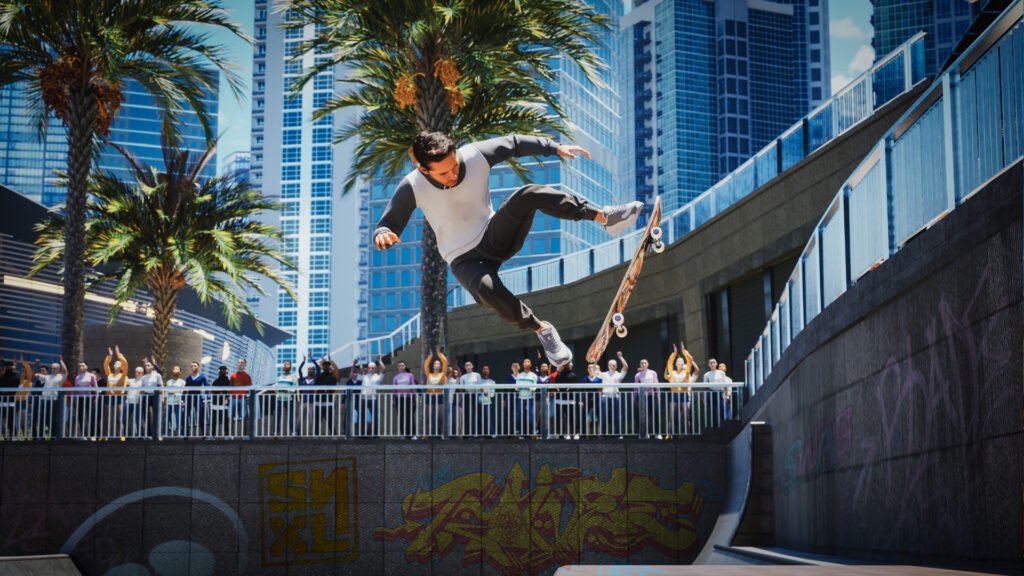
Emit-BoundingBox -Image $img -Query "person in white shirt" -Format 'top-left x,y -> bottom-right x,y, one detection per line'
164,366 -> 186,435
357,357 -> 385,435
140,359 -> 163,438
458,361 -> 481,436
38,358 -> 66,438
124,366 -> 145,437
476,365 -> 496,437
599,352 -> 628,437
274,360 -> 300,436
634,358 -> 662,438
515,358 -> 539,437
373,132 -> 645,370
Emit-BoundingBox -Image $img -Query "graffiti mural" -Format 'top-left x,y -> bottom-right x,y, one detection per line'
375,463 -> 703,575
780,405 -> 854,493
259,457 -> 358,567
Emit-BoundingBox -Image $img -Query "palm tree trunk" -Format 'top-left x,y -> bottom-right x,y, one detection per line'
150,282 -> 179,369
61,87 -> 98,369
415,51 -> 456,372
419,223 -> 448,371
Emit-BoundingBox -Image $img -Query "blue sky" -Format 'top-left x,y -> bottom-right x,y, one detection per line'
209,0 -> 873,171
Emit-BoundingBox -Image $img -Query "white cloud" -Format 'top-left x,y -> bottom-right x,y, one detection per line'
848,45 -> 876,75
831,74 -> 854,93
830,17 -> 869,40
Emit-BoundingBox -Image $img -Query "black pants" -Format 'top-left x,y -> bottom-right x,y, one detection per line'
450,184 -> 599,331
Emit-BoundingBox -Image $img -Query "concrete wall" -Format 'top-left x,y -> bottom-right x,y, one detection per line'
0,439 -> 727,576
743,162 -> 1023,570
442,86 -> 929,380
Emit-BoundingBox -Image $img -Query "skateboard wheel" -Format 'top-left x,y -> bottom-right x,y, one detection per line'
650,226 -> 662,240
612,313 -> 625,327
616,325 -> 628,338
652,241 -> 665,254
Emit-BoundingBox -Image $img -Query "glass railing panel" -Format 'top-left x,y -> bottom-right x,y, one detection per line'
499,268 -> 528,294
1000,23 -> 1023,163
780,294 -> 791,350
891,99 -> 947,243
804,240 -> 822,324
533,259 -> 560,290
848,157 -> 889,279
755,144 -> 778,187
807,103 -> 833,153
872,50 -> 906,107
672,207 -> 693,238
563,251 -> 590,284
754,344 -> 763,389
834,78 -> 871,133
733,162 -> 756,203
911,36 -> 927,84
790,271 -> 804,335
821,198 -> 848,306
593,240 -> 621,272
622,229 -> 643,257
958,43 -> 1011,199
771,314 -> 781,365
694,192 -> 714,227
780,124 -> 805,171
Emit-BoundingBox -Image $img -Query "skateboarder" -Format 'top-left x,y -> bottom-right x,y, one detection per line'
374,132 -> 644,368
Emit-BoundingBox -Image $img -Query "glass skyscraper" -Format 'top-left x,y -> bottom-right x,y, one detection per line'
623,0 -> 830,214
0,79 -> 217,207
360,0 -> 626,340
871,0 -> 987,76
251,2 -> 360,366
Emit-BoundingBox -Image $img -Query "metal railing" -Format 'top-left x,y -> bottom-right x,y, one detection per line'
744,1 -> 1023,397
0,383 -> 744,441
333,34 -> 929,364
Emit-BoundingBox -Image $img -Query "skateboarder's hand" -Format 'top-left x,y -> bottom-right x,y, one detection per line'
556,144 -> 591,161
374,230 -> 401,251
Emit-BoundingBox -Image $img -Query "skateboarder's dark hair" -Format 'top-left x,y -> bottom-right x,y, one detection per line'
412,131 -> 456,167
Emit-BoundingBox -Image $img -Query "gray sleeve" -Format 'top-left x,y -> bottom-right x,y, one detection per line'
473,135 -> 560,167
373,180 -> 417,239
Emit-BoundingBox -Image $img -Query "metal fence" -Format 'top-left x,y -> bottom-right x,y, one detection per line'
0,383 -> 744,441
744,1 -> 1024,397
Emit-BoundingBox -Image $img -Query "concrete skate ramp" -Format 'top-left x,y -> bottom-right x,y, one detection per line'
552,566 -> 999,575
0,554 -> 82,575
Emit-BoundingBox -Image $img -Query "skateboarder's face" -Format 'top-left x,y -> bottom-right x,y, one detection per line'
419,153 -> 460,187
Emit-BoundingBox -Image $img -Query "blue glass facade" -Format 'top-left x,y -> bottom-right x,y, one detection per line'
360,0 -> 625,340
0,79 -> 217,207
871,0 -> 986,76
625,0 -> 829,213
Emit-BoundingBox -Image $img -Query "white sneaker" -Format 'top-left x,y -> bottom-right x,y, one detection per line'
536,322 -> 572,368
602,201 -> 644,236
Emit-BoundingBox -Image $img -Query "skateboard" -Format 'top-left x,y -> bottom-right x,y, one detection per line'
585,196 -> 664,365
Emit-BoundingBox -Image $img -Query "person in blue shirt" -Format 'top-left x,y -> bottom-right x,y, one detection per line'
184,361 -> 209,435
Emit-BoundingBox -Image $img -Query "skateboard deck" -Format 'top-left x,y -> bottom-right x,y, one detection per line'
585,196 -> 663,365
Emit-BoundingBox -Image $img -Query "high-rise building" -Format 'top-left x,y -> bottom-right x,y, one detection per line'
0,78 -> 217,207
358,0 -> 626,341
623,0 -> 830,214
870,0 -> 987,75
223,151 -> 252,181
251,2 -> 360,366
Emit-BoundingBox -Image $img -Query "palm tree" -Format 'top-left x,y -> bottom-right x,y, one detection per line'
280,0 -> 610,364
30,140 -> 297,368
0,0 -> 248,369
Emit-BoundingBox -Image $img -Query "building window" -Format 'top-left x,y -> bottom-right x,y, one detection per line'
311,164 -> 332,180
311,182 -> 331,197
311,218 -> 331,234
